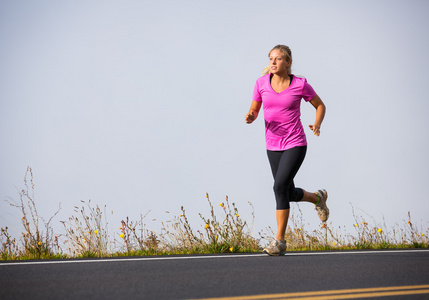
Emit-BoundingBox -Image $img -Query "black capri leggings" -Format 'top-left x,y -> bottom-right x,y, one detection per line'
267,146 -> 307,210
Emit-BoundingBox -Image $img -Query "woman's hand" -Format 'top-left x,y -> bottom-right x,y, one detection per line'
245,111 -> 256,124
245,101 -> 262,124
309,95 -> 326,137
309,124 -> 321,136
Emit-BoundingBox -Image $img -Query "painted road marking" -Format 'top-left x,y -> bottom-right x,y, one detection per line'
196,285 -> 429,300
0,249 -> 428,266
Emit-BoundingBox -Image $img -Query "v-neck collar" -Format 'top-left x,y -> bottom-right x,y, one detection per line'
269,74 -> 294,94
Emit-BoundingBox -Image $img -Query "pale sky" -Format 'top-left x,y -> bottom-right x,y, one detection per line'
1,0 -> 428,242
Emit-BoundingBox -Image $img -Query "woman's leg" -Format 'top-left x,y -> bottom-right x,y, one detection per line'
301,189 -> 319,204
267,146 -> 307,242
276,209 -> 290,241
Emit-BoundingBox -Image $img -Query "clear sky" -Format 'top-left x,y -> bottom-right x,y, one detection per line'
1,0 -> 428,241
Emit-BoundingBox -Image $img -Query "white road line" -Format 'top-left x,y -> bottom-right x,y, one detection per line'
0,253 -> 266,266
287,249 -> 429,256
1,249 -> 428,266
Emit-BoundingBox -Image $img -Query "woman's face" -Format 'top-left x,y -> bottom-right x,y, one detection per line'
269,49 -> 290,75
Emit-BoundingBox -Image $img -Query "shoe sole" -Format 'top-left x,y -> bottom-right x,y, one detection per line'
316,189 -> 329,222
263,249 -> 286,256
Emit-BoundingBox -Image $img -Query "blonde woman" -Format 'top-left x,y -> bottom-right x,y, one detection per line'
245,45 -> 329,256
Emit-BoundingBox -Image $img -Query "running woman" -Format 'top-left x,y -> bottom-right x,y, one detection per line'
245,45 -> 329,256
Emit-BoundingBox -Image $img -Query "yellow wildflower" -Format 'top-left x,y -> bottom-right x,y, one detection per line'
38,241 -> 41,246
422,234 -> 425,237
236,214 -> 239,217
229,247 -> 234,252
204,224 -> 209,229
362,222 -> 368,226
219,203 -> 224,207
354,223 -> 358,227
94,230 -> 98,234
333,242 -> 336,246
119,233 -> 125,239
377,228 -> 382,233
320,223 -> 326,229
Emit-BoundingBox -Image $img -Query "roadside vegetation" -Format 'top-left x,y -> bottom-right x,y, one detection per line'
1,167 -> 428,260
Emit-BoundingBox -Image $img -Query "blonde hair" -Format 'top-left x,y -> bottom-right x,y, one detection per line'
262,45 -> 293,75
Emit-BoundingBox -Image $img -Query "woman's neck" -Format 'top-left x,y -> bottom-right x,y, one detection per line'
271,73 -> 291,84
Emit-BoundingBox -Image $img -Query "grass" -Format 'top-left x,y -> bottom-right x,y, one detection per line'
1,167 -> 428,260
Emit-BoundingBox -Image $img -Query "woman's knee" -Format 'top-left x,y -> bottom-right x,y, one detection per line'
273,181 -> 288,195
290,188 -> 304,202
273,185 -> 290,209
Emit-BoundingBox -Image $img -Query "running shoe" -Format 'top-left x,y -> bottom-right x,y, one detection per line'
263,239 -> 286,256
315,189 -> 329,222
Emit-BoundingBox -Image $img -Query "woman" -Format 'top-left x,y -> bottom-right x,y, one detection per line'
245,45 -> 328,256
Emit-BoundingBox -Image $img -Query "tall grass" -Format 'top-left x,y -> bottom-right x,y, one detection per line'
2,167 -> 63,260
61,200 -> 112,257
1,167 -> 428,260
159,193 -> 259,254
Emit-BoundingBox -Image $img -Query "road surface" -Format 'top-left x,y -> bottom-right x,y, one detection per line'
1,249 -> 428,299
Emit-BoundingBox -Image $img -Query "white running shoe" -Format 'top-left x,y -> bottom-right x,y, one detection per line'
263,239 -> 286,256
315,189 -> 329,222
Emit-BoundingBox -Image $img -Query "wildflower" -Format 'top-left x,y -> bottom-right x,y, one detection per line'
333,242 -> 336,246
377,228 -> 383,233
362,222 -> 368,226
236,214 -> 239,217
407,221 -> 411,224
422,234 -> 425,237
94,230 -> 98,234
119,233 -> 125,239
229,247 -> 234,252
204,224 -> 209,229
354,223 -> 358,227
38,241 -> 41,246
83,238 -> 87,243
219,203 -> 224,207
320,223 -> 326,229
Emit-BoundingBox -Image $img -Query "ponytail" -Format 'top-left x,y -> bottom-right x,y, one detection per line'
262,66 -> 270,75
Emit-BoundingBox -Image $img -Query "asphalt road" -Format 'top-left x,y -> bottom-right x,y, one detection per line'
1,249 -> 429,299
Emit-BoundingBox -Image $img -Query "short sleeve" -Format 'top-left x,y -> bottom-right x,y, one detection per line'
302,80 -> 317,102
252,80 -> 262,102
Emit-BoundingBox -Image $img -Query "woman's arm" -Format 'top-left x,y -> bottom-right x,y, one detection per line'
309,95 -> 326,136
245,101 -> 262,124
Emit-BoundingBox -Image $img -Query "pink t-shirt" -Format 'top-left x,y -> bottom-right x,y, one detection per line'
253,74 -> 317,151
